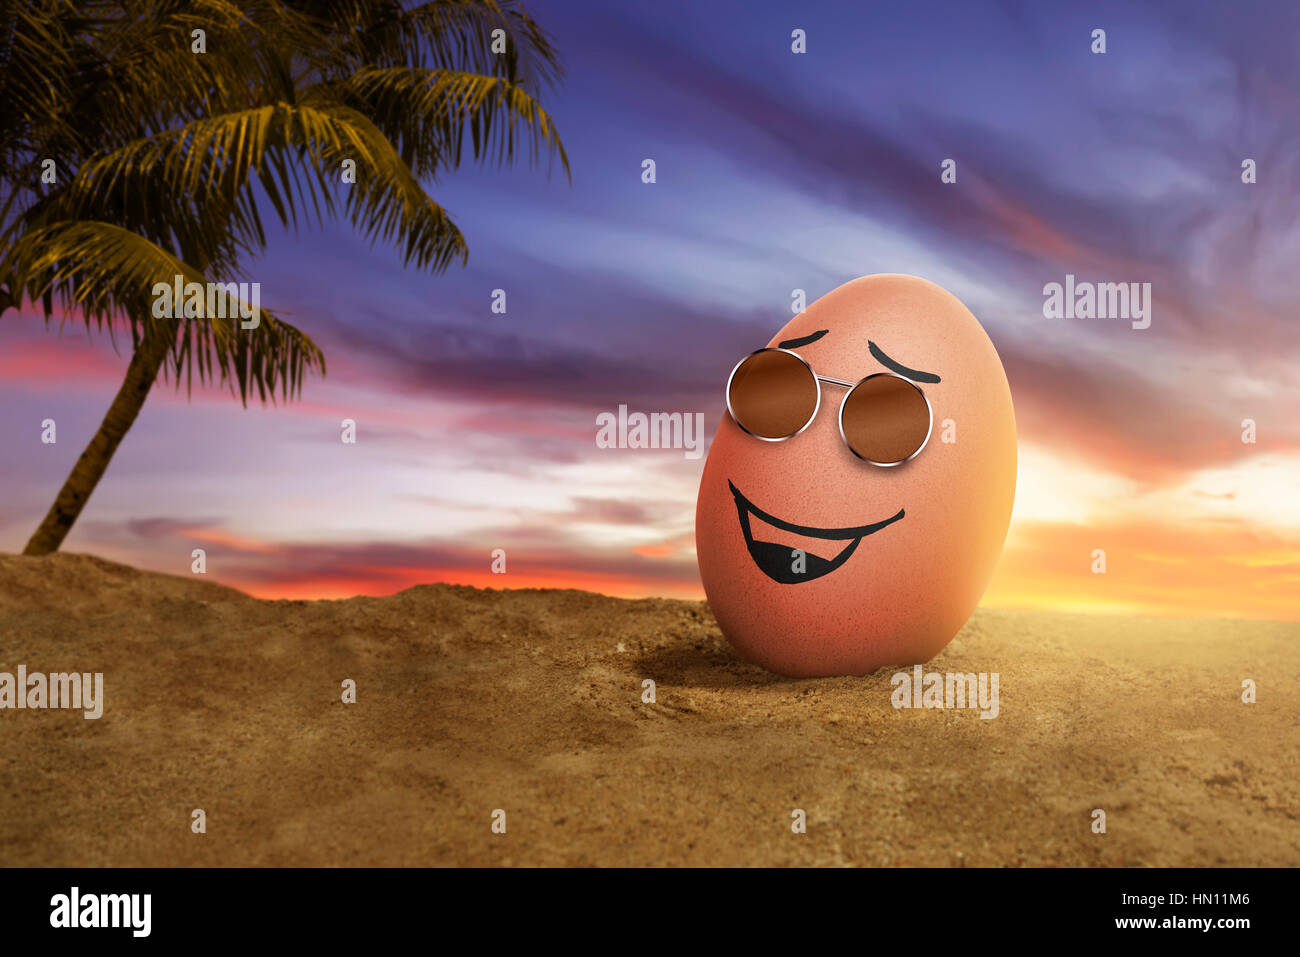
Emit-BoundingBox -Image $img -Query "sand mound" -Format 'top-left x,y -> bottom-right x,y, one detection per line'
0,552 -> 1295,866
0,552 -> 248,615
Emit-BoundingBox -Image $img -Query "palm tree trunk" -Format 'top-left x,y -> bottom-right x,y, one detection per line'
22,322 -> 174,555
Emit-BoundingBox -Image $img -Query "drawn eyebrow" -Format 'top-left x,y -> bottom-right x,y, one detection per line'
868,340 -> 940,383
777,329 -> 829,349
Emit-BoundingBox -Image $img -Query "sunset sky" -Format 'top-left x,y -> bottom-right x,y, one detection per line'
2,0 -> 1298,620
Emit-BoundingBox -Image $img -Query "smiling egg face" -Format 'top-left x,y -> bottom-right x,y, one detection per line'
695,274 -> 1017,677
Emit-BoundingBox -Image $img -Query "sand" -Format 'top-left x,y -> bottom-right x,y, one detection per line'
0,551 -> 1295,867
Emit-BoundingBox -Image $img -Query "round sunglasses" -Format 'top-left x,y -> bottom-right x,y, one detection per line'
725,347 -> 932,466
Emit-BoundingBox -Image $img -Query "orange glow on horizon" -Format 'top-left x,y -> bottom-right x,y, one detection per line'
201,519 -> 1300,622
226,565 -> 707,603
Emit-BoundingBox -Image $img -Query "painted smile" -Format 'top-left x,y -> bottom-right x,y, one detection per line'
729,480 -> 904,584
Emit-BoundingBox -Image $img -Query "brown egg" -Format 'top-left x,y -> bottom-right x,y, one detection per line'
695,275 -> 1016,677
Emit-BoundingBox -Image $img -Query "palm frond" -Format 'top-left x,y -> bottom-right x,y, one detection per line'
0,219 -> 324,403
28,101 -> 469,273
1,0 -> 567,402
315,65 -> 569,178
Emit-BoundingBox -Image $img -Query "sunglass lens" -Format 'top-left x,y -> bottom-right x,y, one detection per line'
841,374 -> 930,464
728,349 -> 819,439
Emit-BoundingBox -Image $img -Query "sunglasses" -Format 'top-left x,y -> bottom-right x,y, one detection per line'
725,347 -> 933,467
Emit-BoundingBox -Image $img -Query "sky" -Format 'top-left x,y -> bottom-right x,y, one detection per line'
2,0 -> 1298,620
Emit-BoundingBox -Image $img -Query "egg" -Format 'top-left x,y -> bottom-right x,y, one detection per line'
695,274 -> 1017,677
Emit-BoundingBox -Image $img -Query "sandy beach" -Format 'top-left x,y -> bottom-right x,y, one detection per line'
0,552 -> 1295,867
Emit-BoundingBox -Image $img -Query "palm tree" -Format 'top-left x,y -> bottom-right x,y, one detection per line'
0,0 -> 567,555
